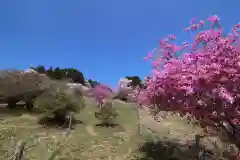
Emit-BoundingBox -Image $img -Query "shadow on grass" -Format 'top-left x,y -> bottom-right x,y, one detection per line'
38,116 -> 84,129
136,138 -> 216,160
204,125 -> 240,152
95,123 -> 119,128
95,123 -> 126,133
0,104 -> 41,118
0,106 -> 23,117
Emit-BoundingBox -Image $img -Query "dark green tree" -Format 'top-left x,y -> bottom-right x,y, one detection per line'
53,67 -> 64,80
46,67 -> 54,78
125,76 -> 143,88
65,68 -> 85,84
31,65 -> 46,74
32,65 -> 86,85
88,79 -> 100,88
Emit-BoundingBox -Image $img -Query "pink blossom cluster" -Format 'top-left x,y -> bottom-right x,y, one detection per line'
140,15 -> 240,127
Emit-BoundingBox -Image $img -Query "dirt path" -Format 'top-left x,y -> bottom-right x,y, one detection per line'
86,125 -> 98,136
0,124 -> 40,129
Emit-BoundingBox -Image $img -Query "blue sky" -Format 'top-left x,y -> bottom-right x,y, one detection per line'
0,0 -> 239,88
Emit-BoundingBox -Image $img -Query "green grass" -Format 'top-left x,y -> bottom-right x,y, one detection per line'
0,98 -> 141,160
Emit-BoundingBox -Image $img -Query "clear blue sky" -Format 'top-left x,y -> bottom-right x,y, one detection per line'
0,0 -> 239,88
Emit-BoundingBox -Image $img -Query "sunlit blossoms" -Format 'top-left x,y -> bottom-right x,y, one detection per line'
140,15 -> 240,129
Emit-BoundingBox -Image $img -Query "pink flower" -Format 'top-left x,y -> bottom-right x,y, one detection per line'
168,34 -> 176,40
190,17 -> 196,25
218,88 -> 234,104
184,27 -> 190,32
199,20 -> 205,27
237,61 -> 240,68
208,15 -> 219,22
143,57 -> 148,60
182,42 -> 189,48
147,52 -> 153,58
152,59 -> 161,67
91,85 -> 113,103
190,24 -> 199,31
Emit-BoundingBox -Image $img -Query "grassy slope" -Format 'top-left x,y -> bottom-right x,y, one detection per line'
0,98 -> 237,160
136,109 -> 238,160
0,98 -> 140,160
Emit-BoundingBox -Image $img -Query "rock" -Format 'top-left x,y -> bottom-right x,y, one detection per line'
84,79 -> 92,88
66,83 -> 83,88
114,78 -> 141,102
142,76 -> 152,89
24,68 -> 37,73
118,78 -> 132,89
66,83 -> 90,96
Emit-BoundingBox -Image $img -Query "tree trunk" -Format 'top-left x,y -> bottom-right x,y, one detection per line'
7,99 -> 17,109
25,100 -> 34,110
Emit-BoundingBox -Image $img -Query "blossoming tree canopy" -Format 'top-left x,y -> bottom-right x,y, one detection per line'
90,84 -> 113,103
140,15 -> 240,127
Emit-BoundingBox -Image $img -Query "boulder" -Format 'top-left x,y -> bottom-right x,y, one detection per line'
84,79 -> 92,88
24,68 -> 37,73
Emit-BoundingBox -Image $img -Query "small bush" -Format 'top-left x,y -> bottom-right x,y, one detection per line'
35,83 -> 85,125
95,100 -> 118,126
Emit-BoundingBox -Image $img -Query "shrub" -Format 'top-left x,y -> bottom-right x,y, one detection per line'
31,65 -> 46,74
114,87 -> 133,102
113,92 -> 128,102
139,15 -> 240,147
95,100 -> 118,126
88,79 -> 100,88
35,83 -> 85,124
0,70 -> 51,109
90,84 -> 118,126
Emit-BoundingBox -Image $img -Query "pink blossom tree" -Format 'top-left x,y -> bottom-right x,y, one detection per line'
90,84 -> 113,107
90,84 -> 119,126
139,15 -> 240,146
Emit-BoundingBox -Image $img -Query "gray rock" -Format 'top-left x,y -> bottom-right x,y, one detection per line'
84,79 -> 92,88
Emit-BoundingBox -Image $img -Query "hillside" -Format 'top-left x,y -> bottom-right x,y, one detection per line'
0,97 -> 238,160
0,98 -> 140,160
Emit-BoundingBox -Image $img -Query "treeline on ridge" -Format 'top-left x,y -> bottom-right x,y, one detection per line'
31,65 -> 144,89
31,65 -> 100,87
